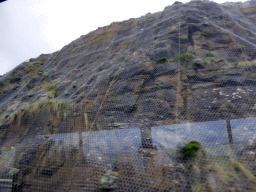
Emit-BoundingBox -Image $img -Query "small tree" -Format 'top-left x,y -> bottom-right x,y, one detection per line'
173,52 -> 195,65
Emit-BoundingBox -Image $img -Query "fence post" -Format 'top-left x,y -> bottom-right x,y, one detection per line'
226,119 -> 234,149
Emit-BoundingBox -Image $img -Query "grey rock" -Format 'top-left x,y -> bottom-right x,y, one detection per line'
118,65 -> 144,80
192,58 -> 205,69
151,49 -> 170,61
154,63 -> 177,76
137,98 -> 173,120
104,95 -> 138,113
25,76 -> 40,90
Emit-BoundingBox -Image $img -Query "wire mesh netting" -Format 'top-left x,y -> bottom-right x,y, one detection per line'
1,0 -> 256,191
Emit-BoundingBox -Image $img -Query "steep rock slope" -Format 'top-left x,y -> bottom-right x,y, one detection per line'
0,0 -> 255,136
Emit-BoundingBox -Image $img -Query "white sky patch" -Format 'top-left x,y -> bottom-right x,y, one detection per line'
0,52 -> 13,75
0,0 -> 248,75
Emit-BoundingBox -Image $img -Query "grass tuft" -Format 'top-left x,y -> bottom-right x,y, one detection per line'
44,81 -> 60,98
173,52 -> 195,65
4,99 -> 72,125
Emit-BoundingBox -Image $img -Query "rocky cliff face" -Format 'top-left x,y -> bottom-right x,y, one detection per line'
1,0 -> 256,129
1,1 -> 256,191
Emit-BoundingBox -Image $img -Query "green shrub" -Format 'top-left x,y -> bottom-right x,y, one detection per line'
206,53 -> 215,57
0,81 -> 4,86
182,141 -> 201,158
173,53 -> 195,65
157,57 -> 167,63
124,58 -> 129,62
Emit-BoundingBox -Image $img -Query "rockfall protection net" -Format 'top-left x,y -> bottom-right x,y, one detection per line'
1,0 -> 256,191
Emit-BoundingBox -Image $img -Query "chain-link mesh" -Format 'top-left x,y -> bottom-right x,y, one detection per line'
1,0 -> 256,191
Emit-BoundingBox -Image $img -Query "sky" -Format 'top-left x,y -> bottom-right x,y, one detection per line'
0,0 -> 246,75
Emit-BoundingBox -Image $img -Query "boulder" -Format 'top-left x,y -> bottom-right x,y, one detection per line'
142,89 -> 176,104
218,75 -> 247,87
192,58 -> 205,69
154,63 -> 177,76
25,76 -> 40,90
118,61 -> 154,80
151,49 -> 170,61
155,76 -> 174,89
104,95 -> 138,114
187,73 -> 216,82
